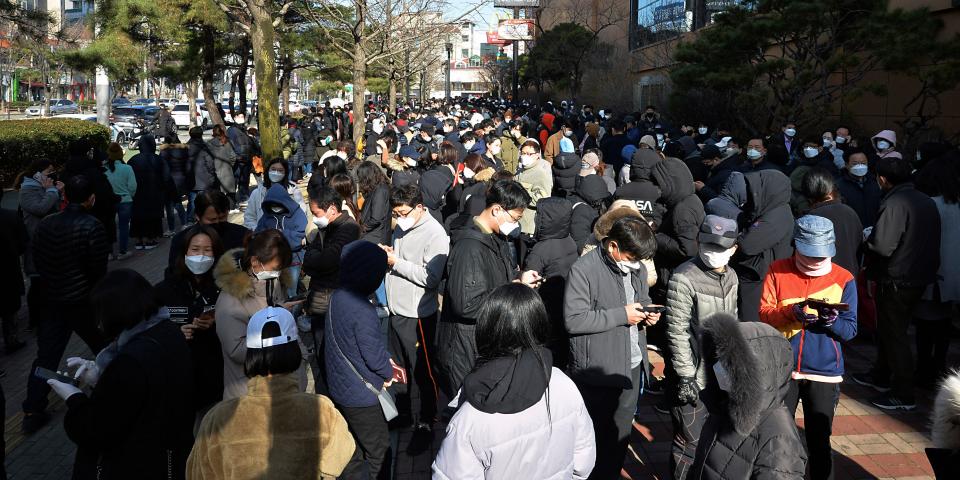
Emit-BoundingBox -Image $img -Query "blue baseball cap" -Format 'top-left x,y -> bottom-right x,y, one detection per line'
794,215 -> 836,258
399,145 -> 420,160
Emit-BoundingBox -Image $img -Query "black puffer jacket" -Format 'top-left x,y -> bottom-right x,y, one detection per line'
570,175 -> 610,252
159,143 -> 194,197
302,214 -> 362,291
441,219 -> 516,325
359,183 -> 391,245
692,314 -> 806,480
651,157 -> 705,271
733,170 -> 794,283
552,152 -> 581,197
33,204 -> 110,304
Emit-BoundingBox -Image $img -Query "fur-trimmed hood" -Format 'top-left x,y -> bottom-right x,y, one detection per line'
701,314 -> 794,436
213,248 -> 291,299
474,166 -> 496,182
386,156 -> 410,172
592,206 -> 646,242
932,371 -> 960,450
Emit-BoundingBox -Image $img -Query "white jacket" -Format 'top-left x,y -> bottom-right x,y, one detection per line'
432,368 -> 596,480
243,183 -> 308,230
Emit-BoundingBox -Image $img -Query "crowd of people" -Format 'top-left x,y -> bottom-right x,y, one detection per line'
1,95 -> 959,480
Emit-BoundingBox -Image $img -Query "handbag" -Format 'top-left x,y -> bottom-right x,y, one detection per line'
327,297 -> 398,421
306,287 -> 334,315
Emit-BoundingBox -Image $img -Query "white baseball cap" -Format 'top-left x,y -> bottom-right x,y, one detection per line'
246,306 -> 299,349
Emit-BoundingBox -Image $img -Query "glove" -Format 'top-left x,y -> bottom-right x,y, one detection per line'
816,308 -> 839,328
676,376 -> 699,406
66,357 -> 100,387
792,304 -> 818,328
47,379 -> 83,401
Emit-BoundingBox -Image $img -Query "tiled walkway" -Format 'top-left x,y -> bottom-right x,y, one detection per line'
1,209 -> 954,479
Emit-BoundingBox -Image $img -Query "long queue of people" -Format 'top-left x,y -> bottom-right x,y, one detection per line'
1,97 -> 959,480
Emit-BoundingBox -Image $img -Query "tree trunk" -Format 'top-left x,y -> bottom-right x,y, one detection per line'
187,80 -> 198,128
388,68 -> 397,114
279,52 -> 291,116
201,26 -> 224,126
228,72 -> 237,117
352,42 -> 367,142
248,0 -> 281,162
237,42 -> 250,115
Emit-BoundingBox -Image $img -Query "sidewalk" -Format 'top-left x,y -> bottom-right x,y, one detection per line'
1,223 -> 953,479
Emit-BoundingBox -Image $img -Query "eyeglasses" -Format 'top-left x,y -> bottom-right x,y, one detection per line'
391,207 -> 415,219
500,208 -> 522,223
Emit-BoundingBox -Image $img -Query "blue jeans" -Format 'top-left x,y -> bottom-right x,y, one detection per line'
117,202 -> 133,253
165,199 -> 187,231
303,162 -> 313,175
186,191 -> 199,222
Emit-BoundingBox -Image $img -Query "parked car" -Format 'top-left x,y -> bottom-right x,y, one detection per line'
24,99 -> 80,116
170,103 -> 211,130
58,114 -> 128,145
112,97 -> 133,107
111,106 -> 159,147
158,98 -> 179,108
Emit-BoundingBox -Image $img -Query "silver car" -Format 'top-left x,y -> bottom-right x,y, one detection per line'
24,99 -> 81,116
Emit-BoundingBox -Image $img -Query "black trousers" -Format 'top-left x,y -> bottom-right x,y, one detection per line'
1,380 -> 6,480
234,159 -> 252,202
785,380 -> 840,480
578,366 -> 642,480
339,404 -> 390,480
309,314 -> 329,396
915,317 -> 951,384
737,278 -> 763,323
387,313 -> 439,424
22,302 -> 107,415
670,392 -> 708,480
872,282 -> 924,400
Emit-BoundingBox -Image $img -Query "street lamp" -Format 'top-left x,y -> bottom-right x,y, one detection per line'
445,42 -> 452,100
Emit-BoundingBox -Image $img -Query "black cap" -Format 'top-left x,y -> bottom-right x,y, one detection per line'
701,144 -> 721,160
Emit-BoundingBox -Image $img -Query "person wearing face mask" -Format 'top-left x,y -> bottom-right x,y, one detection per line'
387,144 -> 424,188
213,228 -> 294,400
821,131 -> 845,173
834,126 -> 854,152
498,120 -> 526,174
738,137 -> 780,173
482,133 -> 505,171
767,121 -> 801,170
695,144 -> 739,203
789,137 -> 828,214
869,129 -> 898,163
22,175 -> 110,434
243,159 -> 308,230
855,156 -> 940,411
759,216 -> 858,480
835,151 -> 882,228
516,140 -> 553,235
380,185 -> 449,448
694,124 -> 711,144
167,190 -> 251,278
802,168 -> 863,275
439,180 -> 540,399
564,216 -> 660,480
552,137 -> 582,197
662,215 -> 739,480
545,118 -> 577,164
155,225 -> 225,428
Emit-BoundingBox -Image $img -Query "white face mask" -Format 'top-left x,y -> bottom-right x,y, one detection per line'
803,147 -> 819,159
876,139 -> 891,151
185,255 -> 215,275
313,215 -> 329,229
563,130 -> 573,137
496,210 -> 520,238
785,128 -> 796,137
463,167 -> 475,179
520,154 -> 537,167
699,244 -> 736,269
404,157 -> 418,167
835,135 -> 846,144
268,170 -> 285,183
613,244 -> 640,273
489,145 -> 501,155
713,362 -> 732,392
746,148 -> 762,160
849,164 -> 868,177
253,261 -> 281,281
698,127 -> 708,135
822,138 -> 833,149
396,213 -> 418,231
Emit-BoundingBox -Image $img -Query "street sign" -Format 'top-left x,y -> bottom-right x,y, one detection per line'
493,0 -> 540,7
497,18 -> 534,41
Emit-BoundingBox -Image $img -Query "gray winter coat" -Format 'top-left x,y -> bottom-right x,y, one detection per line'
665,257 -> 738,392
18,177 -> 61,274
564,246 -> 651,389
192,138 -> 237,194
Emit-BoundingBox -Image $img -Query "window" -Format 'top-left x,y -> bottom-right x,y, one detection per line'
629,0 -> 745,50
461,48 -> 469,58
461,34 -> 469,42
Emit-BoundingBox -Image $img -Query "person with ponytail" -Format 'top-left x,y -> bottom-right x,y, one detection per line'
433,284 -> 596,479
103,142 -> 137,259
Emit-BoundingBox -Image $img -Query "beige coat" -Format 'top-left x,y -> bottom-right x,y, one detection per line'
187,374 -> 356,479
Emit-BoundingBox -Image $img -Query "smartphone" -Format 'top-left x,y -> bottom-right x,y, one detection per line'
805,299 -> 850,312
640,305 -> 667,314
34,367 -> 79,386
391,363 -> 408,384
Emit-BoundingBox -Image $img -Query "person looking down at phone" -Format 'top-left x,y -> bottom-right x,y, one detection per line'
563,215 -> 659,480
46,269 -> 195,480
213,228 -> 295,400
759,215 -> 858,480
154,224 -> 225,427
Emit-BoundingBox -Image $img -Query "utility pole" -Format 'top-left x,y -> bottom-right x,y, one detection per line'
444,42 -> 452,100
512,6 -> 519,102
93,2 -> 110,126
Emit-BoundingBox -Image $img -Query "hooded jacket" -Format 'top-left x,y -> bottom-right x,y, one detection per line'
526,197 -> 579,336
18,175 -> 61,274
213,249 -> 289,400
324,241 -> 394,408
516,158 -> 553,235
570,175 -> 610,252
358,183 -> 391,245
419,167 -> 454,224
929,372 -> 960,478
581,206 -> 658,287
732,170 -> 795,284
128,138 -> 169,222
564,246 -> 651,389
651,157 -> 706,270
692,314 -> 807,480
302,214 -> 361,292
870,129 -> 898,158
386,156 -> 421,188
442,219 -> 517,325
697,155 -> 741,204
256,184 -> 307,254
433,358 -> 596,480
188,374 -> 355,480
499,131 -> 525,174
243,182 -> 308,231
552,151 -> 581,197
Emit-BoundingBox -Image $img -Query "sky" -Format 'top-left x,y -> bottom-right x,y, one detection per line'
449,0 -> 501,31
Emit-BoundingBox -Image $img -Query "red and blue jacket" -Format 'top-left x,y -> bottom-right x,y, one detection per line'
759,258 -> 858,377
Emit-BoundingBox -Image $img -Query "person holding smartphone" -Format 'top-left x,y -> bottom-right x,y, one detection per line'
564,215 -> 659,480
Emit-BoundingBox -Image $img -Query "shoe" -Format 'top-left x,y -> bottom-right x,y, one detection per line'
852,372 -> 891,393
646,376 -> 665,396
22,412 -> 50,434
406,422 -> 434,455
871,394 -> 916,411
135,243 -> 146,250
142,242 -> 159,250
116,251 -> 133,260
5,339 -> 26,354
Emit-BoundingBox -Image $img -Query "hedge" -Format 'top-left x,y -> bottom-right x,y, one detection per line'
0,118 -> 111,188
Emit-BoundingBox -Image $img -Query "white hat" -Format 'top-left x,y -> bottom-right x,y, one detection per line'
715,136 -> 733,149
246,306 -> 299,349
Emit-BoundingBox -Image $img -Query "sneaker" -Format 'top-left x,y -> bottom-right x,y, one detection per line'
142,242 -> 159,250
852,372 -> 891,393
135,243 -> 146,250
406,422 -> 434,455
116,251 -> 133,260
871,394 -> 916,411
22,412 -> 50,434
